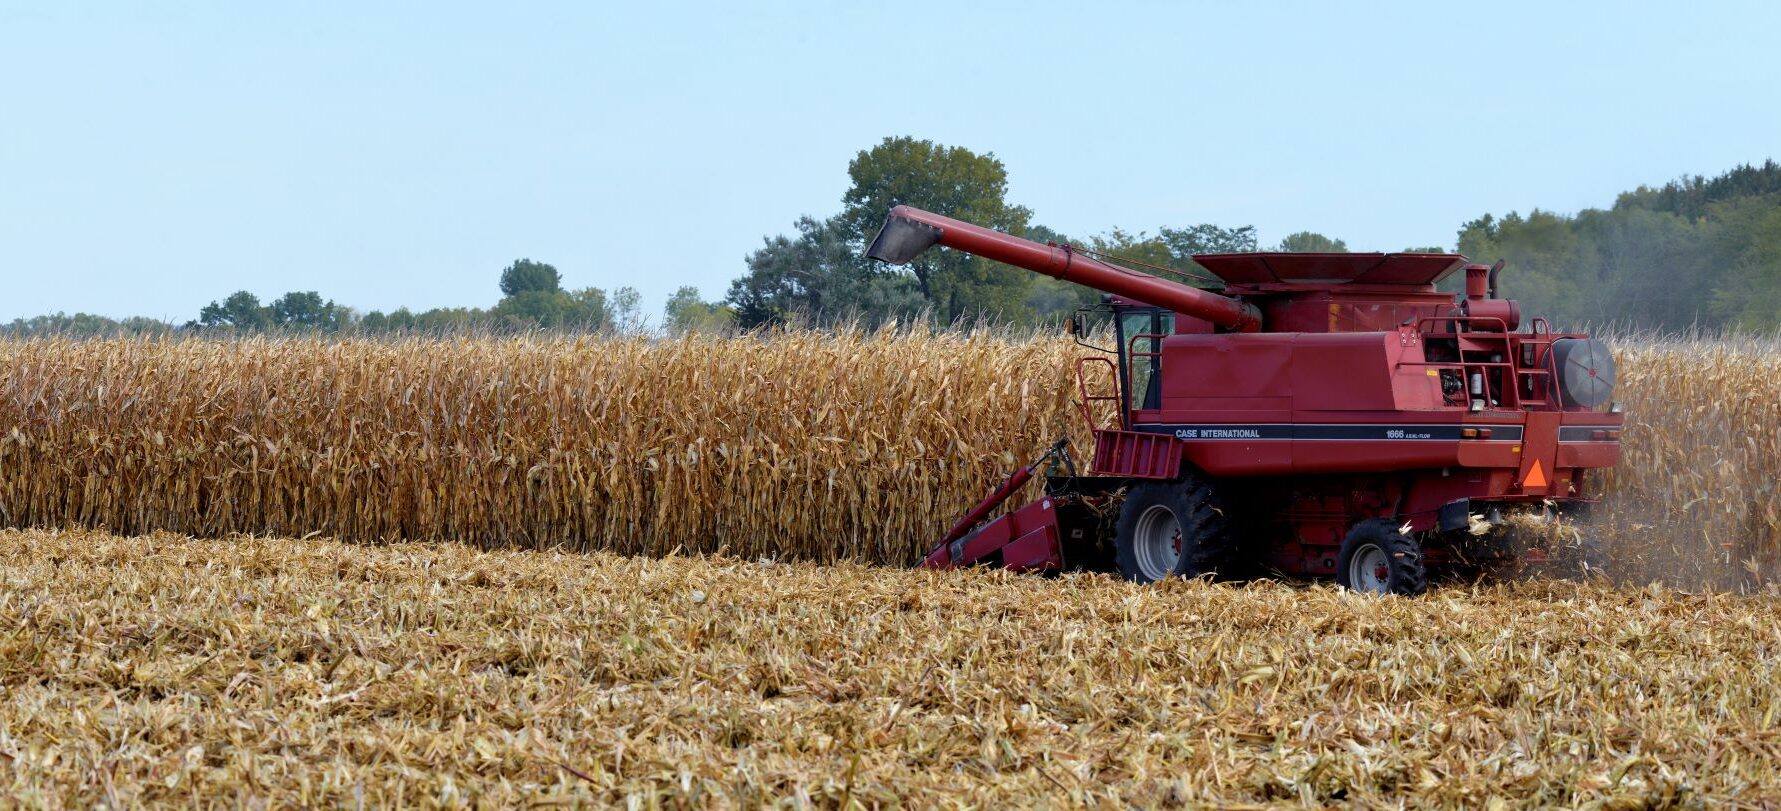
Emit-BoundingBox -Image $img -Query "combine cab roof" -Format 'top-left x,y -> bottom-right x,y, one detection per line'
1192,252 -> 1468,287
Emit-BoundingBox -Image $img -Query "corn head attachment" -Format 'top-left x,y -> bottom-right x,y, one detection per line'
922,437 -> 1078,571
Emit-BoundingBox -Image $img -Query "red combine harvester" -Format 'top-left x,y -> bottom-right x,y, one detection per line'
868,205 -> 1623,594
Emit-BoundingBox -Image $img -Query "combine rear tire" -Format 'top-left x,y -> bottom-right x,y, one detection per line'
1114,475 -> 1236,584
1337,519 -> 1427,596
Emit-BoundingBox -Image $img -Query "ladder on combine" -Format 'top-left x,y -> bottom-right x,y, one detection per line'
1076,355 -> 1182,480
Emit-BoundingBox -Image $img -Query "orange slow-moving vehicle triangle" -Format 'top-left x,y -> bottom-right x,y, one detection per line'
1524,459 -> 1548,489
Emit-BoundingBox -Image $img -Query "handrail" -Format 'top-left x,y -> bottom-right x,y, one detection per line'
1414,315 -> 1511,333
1408,316 -> 1567,410
1075,357 -> 1123,431
1126,332 -> 1166,358
1126,332 -> 1168,415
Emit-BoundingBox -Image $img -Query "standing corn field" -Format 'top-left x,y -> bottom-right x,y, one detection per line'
0,330 -> 1083,563
1596,333 -> 1781,587
2,330 -> 1779,585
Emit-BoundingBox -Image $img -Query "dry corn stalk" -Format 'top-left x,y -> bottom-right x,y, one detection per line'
0,330 -> 1084,563
1596,333 -> 1781,587
0,330 -> 1778,584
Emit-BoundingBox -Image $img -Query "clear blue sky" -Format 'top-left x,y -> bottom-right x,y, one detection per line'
3,1 -> 1777,323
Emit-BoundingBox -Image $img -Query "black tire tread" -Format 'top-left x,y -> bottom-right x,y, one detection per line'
1114,474 -> 1238,583
1337,518 -> 1428,596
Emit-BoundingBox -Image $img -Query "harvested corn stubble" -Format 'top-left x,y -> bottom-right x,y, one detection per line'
0,528 -> 1777,808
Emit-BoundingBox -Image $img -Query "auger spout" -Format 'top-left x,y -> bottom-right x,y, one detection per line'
867,205 -> 1262,331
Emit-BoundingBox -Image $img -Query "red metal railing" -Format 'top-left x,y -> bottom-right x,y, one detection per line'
1075,356 -> 1123,431
1403,316 -> 1566,410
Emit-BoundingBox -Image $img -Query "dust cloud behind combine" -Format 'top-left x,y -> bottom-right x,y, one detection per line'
1592,333 -> 1781,590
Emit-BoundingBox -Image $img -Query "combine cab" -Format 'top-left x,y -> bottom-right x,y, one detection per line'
870,206 -> 1622,594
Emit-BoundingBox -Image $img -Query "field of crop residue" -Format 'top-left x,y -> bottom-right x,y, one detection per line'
2,528 -> 1777,808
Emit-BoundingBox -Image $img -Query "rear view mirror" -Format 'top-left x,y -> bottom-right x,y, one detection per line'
1069,305 -> 1117,353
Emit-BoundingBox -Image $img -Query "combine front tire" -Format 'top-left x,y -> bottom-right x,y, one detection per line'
1114,476 -> 1236,584
1337,519 -> 1427,596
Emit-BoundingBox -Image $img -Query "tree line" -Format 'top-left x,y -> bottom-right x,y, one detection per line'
1458,160 -> 1781,331
5,261 -> 730,338
727,139 -> 1781,332
722,136 -> 1355,330
8,139 -> 1779,337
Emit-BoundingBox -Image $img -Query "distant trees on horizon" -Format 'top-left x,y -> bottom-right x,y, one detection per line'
9,143 -> 1781,338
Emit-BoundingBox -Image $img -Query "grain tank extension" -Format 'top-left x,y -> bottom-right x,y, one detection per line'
869,205 -> 1624,594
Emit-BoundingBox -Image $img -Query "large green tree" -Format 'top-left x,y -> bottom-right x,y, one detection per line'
839,136 -> 1033,321
727,215 -> 923,329
195,291 -> 273,330
270,291 -> 347,331
728,136 -> 1265,327
1276,232 -> 1348,252
487,258 -> 629,331
499,259 -> 563,296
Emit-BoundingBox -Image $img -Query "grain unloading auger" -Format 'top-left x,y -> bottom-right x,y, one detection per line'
869,205 -> 1624,594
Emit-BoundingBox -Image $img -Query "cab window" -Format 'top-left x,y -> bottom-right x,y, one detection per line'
1116,308 -> 1173,412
